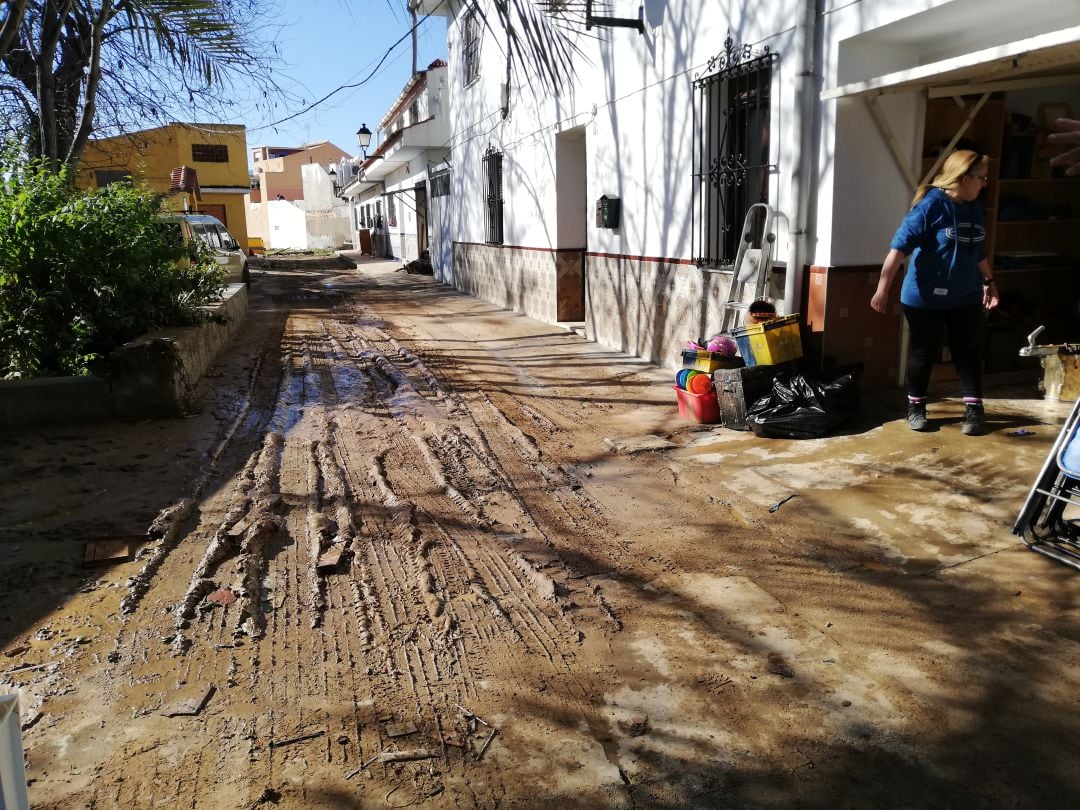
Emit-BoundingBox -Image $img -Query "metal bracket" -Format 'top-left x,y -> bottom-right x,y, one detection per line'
585,1 -> 644,34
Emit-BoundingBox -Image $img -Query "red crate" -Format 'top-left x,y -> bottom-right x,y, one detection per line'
673,385 -> 722,424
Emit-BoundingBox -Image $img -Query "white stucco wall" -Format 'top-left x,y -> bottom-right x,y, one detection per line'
425,0 -> 1079,364
265,200 -> 308,250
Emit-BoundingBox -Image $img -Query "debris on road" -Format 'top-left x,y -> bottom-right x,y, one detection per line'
385,721 -> 418,738
268,729 -> 325,749
377,748 -> 440,764
83,536 -> 140,566
768,493 -> 798,513
162,684 -> 216,717
476,728 -> 498,762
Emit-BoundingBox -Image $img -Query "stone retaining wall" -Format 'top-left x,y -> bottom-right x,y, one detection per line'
0,284 -> 248,427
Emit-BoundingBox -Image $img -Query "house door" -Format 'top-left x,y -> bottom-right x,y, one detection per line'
197,203 -> 228,226
415,182 -> 428,255
555,127 -> 587,322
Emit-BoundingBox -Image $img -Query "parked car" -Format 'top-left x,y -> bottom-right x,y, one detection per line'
162,213 -> 249,286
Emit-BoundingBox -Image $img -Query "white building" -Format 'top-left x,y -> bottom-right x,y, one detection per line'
343,60 -> 450,267
411,0 -> 1080,390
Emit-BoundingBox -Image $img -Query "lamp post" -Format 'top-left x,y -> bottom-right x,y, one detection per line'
356,124 -> 372,160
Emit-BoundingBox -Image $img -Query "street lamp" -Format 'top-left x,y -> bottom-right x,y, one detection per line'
356,124 -> 372,159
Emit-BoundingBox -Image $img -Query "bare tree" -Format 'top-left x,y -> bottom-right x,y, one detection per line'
0,0 -> 288,171
0,0 -> 29,62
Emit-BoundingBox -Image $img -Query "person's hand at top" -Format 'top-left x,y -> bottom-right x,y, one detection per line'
1044,118 -> 1080,176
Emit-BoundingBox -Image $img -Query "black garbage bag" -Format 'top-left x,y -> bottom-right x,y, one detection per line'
746,364 -> 863,439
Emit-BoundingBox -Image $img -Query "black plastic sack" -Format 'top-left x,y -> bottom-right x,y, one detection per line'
746,364 -> 863,439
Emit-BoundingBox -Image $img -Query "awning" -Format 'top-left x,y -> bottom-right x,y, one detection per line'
342,178 -> 382,199
822,24 -> 1080,100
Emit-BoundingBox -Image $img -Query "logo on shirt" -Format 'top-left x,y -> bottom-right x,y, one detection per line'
945,223 -> 986,243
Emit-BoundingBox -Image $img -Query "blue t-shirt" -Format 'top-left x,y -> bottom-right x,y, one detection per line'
889,187 -> 986,309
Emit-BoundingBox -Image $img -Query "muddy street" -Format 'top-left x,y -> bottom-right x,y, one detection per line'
2,257 -> 1080,808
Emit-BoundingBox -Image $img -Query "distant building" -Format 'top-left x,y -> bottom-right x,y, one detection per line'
343,59 -> 449,265
76,122 -> 251,250
246,141 -> 353,250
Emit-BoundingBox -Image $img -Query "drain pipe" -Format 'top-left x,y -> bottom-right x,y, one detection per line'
783,0 -> 820,315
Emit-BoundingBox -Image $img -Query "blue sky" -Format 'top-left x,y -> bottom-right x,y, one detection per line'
239,1 -> 447,160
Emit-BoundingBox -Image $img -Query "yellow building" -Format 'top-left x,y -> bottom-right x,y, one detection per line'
75,122 -> 251,250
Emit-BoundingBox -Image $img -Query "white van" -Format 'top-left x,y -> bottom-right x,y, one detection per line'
162,213 -> 249,286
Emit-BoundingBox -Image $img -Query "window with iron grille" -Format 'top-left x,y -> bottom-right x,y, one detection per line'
191,143 -> 229,163
386,195 -> 398,228
429,168 -> 451,198
462,9 -> 481,85
483,146 -> 504,245
375,200 -> 383,228
692,43 -> 777,267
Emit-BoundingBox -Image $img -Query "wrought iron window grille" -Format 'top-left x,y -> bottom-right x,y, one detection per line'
692,36 -> 778,268
483,146 -> 505,246
462,9 -> 481,85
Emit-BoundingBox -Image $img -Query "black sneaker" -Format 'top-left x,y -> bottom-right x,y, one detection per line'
907,402 -> 929,431
961,403 -> 986,436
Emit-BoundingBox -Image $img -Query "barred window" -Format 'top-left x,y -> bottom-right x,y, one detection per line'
386,195 -> 398,228
482,146 -> 504,245
692,46 -> 776,266
429,168 -> 451,198
191,143 -> 229,163
462,9 -> 481,85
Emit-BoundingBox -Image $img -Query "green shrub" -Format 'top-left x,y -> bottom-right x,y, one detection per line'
0,154 -> 225,379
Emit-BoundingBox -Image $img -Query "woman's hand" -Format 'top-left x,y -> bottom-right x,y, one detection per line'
983,282 -> 999,311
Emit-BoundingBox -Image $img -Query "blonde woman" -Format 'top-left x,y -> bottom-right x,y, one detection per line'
870,150 -> 999,435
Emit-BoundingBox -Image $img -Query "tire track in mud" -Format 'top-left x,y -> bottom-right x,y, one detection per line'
90,287 -> 630,804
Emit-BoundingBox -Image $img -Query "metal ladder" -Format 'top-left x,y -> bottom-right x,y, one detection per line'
718,203 -> 776,334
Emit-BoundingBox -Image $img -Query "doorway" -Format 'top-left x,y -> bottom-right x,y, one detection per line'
555,127 -> 588,322
414,182 -> 429,256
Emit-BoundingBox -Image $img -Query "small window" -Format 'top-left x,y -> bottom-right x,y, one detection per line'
192,143 -> 229,163
95,170 -> 131,187
386,196 -> 398,228
482,147 -> 504,245
462,9 -> 481,85
408,97 -> 420,125
429,169 -> 451,198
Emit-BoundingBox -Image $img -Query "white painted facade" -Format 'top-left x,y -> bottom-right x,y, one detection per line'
413,0 -> 1080,383
343,61 -> 450,264
264,199 -> 309,250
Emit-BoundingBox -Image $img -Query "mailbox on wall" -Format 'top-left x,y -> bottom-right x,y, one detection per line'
595,195 -> 621,229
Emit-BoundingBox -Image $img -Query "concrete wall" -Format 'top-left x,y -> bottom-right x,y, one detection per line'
266,200 -> 308,249
0,285 -> 248,426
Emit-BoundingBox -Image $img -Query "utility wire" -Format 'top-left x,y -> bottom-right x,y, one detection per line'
249,2 -> 447,133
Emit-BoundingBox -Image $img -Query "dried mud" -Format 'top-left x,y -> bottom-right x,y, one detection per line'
2,258 -> 1079,808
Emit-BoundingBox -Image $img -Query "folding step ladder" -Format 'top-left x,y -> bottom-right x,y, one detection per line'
718,203 -> 776,335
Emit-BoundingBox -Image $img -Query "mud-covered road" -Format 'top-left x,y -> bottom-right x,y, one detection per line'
2,257 -> 1079,808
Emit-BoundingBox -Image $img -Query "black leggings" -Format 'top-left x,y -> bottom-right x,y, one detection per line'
902,304 -> 984,399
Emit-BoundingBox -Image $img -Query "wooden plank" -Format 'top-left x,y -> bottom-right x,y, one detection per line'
384,721 -> 417,738
83,536 -> 141,567
163,684 -> 216,717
